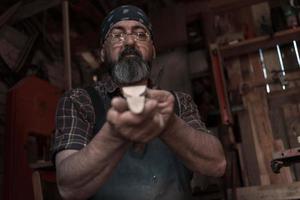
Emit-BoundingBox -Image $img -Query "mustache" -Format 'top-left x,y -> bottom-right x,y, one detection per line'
119,46 -> 142,59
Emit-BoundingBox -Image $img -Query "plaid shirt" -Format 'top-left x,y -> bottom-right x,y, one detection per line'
52,77 -> 209,157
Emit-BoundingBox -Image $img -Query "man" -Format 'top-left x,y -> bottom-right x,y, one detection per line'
52,5 -> 226,200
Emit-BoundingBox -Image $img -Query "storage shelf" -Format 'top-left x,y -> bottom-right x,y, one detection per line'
219,27 -> 300,59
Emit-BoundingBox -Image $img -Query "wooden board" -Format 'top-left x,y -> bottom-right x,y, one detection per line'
249,53 -> 265,85
282,103 -> 300,179
282,104 -> 300,129
244,88 -> 294,184
237,110 -> 261,186
273,139 -> 294,183
239,55 -> 252,83
243,91 -> 271,185
228,181 -> 300,200
224,58 -> 243,91
251,2 -> 271,36
268,89 -> 300,180
261,48 -> 282,92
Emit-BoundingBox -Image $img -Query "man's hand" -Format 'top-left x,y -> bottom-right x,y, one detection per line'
146,89 -> 176,131
106,89 -> 175,143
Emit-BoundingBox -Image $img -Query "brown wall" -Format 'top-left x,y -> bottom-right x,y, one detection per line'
0,81 -> 8,198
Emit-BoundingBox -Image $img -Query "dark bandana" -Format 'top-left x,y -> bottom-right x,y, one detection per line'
100,5 -> 152,44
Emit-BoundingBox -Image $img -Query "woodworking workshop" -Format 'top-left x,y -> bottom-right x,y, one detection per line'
1,0 -> 300,199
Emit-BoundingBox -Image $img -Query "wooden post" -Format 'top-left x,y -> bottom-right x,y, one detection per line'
32,171 -> 43,200
210,44 -> 233,125
62,0 -> 72,90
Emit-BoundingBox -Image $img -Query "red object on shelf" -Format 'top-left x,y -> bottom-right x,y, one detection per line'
210,44 -> 233,125
3,76 -> 61,200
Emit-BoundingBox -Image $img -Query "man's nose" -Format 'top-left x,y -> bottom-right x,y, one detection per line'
123,33 -> 136,45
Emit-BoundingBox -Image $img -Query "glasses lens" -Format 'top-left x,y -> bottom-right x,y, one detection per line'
110,33 -> 123,43
134,32 -> 149,41
108,32 -> 149,43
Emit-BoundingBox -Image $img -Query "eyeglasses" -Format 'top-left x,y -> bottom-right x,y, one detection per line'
106,31 -> 151,44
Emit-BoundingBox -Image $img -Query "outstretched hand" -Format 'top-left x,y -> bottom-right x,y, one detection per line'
106,89 -> 175,143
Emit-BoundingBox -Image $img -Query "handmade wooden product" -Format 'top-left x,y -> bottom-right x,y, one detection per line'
122,85 -> 147,114
122,85 -> 164,127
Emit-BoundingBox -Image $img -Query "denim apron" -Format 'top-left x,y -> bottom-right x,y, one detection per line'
86,87 -> 193,200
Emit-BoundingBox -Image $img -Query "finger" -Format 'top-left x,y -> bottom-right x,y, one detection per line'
147,90 -> 174,114
120,99 -> 158,125
111,97 -> 128,112
157,98 -> 174,111
153,113 -> 164,128
129,117 -> 162,142
147,89 -> 172,102
143,99 -> 158,117
106,108 -> 120,125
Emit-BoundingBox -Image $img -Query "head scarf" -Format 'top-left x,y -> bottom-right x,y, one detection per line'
100,5 -> 152,44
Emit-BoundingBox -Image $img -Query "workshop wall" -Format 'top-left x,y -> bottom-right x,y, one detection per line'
151,47 -> 192,94
0,82 -> 7,198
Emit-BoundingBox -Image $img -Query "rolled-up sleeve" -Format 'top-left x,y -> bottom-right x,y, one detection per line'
51,88 -> 95,158
175,92 -> 210,134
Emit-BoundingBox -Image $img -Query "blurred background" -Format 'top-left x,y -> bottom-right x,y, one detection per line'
1,0 -> 300,199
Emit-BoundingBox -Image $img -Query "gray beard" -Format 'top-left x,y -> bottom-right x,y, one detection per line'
110,56 -> 150,85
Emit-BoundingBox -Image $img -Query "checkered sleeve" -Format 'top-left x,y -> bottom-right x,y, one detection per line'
174,92 -> 210,134
51,88 -> 96,158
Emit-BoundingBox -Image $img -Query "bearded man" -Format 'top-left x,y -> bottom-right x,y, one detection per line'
52,5 -> 226,200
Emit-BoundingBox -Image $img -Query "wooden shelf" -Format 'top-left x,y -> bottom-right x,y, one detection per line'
219,27 -> 300,59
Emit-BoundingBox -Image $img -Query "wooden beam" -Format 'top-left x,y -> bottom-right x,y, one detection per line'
227,182 -> 300,200
220,27 -> 300,59
32,171 -> 43,200
71,31 -> 99,52
62,0 -> 72,90
12,0 -> 61,23
238,110 -> 261,186
71,0 -> 104,26
184,1 -> 208,22
209,0 -> 269,13
15,32 -> 39,72
97,0 -> 110,14
0,1 -> 22,28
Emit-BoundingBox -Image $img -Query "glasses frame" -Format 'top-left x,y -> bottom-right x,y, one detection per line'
105,31 -> 151,44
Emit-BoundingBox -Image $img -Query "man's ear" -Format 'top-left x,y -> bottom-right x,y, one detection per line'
99,48 -> 105,63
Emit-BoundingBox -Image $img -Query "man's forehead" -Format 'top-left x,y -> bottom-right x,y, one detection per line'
110,20 -> 148,31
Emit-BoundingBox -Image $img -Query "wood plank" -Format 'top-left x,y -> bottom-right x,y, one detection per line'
236,143 -> 249,186
210,44 -> 233,124
220,27 -> 300,58
209,0 -> 268,13
261,48 -> 282,92
241,54 -> 286,185
0,26 -> 29,71
268,89 -> 300,145
228,182 -> 300,200
269,104 -> 289,146
246,90 -> 284,184
243,92 -> 270,185
273,139 -> 294,183
0,1 -> 22,28
285,70 -> 300,90
238,110 -> 261,186
12,0 -> 61,23
32,171 -> 43,200
281,103 -> 300,180
62,0 -> 72,90
249,52 -> 265,85
283,103 -> 299,119
250,2 -> 271,37
225,58 -> 243,91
